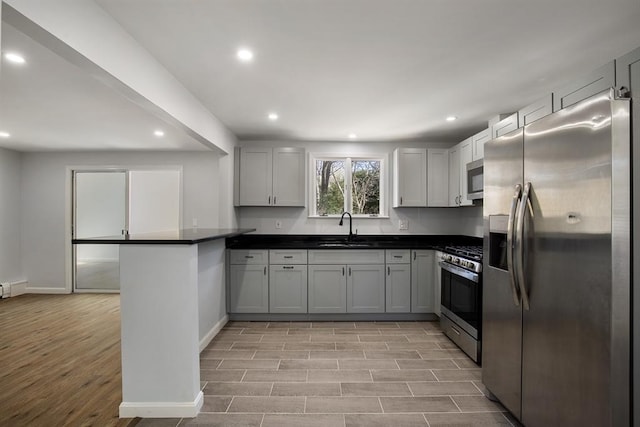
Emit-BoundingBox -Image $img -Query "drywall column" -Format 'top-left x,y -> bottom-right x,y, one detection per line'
119,244 -> 202,418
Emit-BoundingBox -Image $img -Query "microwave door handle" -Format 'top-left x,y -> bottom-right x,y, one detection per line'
515,182 -> 532,310
507,184 -> 522,306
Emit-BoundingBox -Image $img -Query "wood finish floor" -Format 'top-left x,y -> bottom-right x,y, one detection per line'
0,294 -> 136,427
138,321 -> 517,427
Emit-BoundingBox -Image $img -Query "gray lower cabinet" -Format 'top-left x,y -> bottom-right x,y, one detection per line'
386,263 -> 411,312
269,265 -> 307,313
411,250 -> 435,313
229,263 -> 269,313
347,264 -> 385,313
308,265 -> 347,313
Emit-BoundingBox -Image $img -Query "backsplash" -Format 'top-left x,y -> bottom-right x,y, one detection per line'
237,205 -> 483,237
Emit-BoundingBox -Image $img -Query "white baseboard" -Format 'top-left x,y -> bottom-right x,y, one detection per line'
25,286 -> 69,294
10,281 -> 28,297
199,314 -> 229,352
119,391 -> 203,418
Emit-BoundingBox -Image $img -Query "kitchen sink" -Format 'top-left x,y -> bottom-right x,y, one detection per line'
316,242 -> 374,248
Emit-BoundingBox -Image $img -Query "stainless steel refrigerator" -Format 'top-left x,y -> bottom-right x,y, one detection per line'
482,89 -> 631,426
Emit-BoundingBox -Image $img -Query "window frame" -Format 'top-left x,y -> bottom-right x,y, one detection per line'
308,152 -> 388,218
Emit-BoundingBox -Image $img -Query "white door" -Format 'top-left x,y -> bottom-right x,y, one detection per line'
73,171 -> 127,291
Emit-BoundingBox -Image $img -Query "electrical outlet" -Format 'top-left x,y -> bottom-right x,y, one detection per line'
192,217 -> 198,227
399,219 -> 408,230
275,220 -> 282,229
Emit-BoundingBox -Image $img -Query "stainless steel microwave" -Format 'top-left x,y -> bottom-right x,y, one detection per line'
466,159 -> 483,200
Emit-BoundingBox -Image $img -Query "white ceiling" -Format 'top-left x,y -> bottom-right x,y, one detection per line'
0,21 -> 209,151
2,0 -> 640,151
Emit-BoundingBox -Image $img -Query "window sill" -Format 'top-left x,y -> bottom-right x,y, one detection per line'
308,215 -> 390,219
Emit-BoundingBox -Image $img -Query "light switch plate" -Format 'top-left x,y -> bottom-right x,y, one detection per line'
275,220 -> 282,229
399,219 -> 408,230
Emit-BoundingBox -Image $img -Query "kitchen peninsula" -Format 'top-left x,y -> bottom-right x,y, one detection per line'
73,228 -> 254,418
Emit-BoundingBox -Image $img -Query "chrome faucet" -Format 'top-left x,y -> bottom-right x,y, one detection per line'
339,212 -> 355,241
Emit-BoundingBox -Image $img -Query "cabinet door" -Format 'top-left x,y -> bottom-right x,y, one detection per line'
385,263 -> 411,313
448,145 -> 460,206
229,264 -> 269,313
347,265 -> 385,313
272,147 -> 305,207
553,61 -> 615,112
472,128 -> 490,160
519,94 -> 553,127
269,265 -> 308,313
458,138 -> 474,207
433,252 -> 442,317
308,265 -> 346,313
411,250 -> 435,313
393,148 -> 427,207
490,114 -> 518,140
239,147 -> 273,206
427,149 -> 449,207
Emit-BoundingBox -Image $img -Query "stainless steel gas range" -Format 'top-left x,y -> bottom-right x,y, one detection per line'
439,246 -> 482,363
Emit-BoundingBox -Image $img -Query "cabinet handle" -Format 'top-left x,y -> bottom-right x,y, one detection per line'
342,267 -> 345,276
400,196 -> 403,205
284,255 -> 293,259
387,266 -> 390,275
264,266 -> 267,275
393,255 -> 402,258
414,252 -> 416,261
283,266 -> 294,270
349,267 -> 352,276
273,196 -> 277,204
245,255 -> 254,259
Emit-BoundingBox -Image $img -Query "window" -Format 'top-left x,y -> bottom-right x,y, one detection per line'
311,154 -> 386,217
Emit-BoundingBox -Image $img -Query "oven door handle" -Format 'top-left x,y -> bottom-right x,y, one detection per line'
507,184 -> 522,306
439,261 -> 479,283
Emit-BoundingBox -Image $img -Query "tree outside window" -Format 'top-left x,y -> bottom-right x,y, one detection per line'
314,157 -> 383,216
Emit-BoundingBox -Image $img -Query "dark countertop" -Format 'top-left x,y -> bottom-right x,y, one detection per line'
225,234 -> 482,251
73,228 -> 256,245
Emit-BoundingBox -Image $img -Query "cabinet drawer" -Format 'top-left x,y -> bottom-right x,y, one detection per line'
385,250 -> 410,264
308,250 -> 385,265
269,249 -> 308,265
229,250 -> 269,265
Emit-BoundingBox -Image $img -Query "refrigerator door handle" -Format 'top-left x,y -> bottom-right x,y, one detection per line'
507,184 -> 522,306
515,181 -> 532,310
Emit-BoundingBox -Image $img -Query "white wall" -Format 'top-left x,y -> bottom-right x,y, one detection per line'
128,170 -> 181,234
236,140 -> 483,237
20,151 -> 226,290
0,147 -> 24,283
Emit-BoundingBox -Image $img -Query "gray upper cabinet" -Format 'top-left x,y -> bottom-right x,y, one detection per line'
238,147 -> 272,206
235,146 -> 305,207
427,148 -> 449,207
472,128 -> 490,161
553,61 -> 615,112
448,144 -> 460,206
518,94 -> 553,127
393,148 -> 427,207
272,148 -> 306,206
490,114 -> 518,140
616,46 -> 640,95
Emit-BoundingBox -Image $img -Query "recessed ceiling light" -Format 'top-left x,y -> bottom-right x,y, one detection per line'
268,113 -> 279,121
237,48 -> 254,62
153,130 -> 165,137
4,52 -> 25,64
348,133 -> 357,140
446,116 -> 458,122
0,131 -> 10,138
